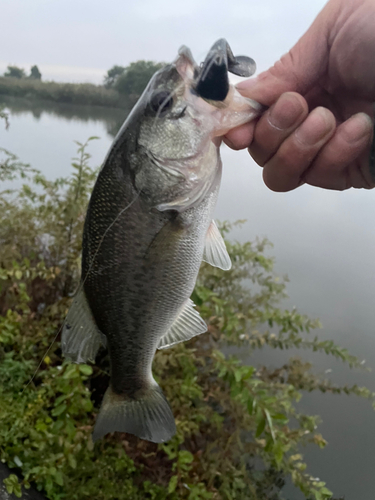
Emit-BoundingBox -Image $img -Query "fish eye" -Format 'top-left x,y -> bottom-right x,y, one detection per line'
149,90 -> 174,115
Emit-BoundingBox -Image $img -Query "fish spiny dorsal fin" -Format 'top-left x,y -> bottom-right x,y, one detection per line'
61,287 -> 106,363
203,220 -> 232,270
158,299 -> 207,350
92,383 -> 176,443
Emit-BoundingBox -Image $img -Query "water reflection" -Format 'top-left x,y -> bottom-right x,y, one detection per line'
1,95 -> 128,138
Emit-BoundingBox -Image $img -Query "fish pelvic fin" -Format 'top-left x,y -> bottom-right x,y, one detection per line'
62,287 -> 106,363
158,299 -> 207,350
92,383 -> 176,443
203,220 -> 231,271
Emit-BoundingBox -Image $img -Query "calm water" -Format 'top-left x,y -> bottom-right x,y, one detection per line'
1,96 -> 375,499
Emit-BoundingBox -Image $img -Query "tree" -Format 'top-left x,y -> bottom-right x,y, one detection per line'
114,60 -> 165,102
3,65 -> 26,79
29,65 -> 42,80
103,65 -> 125,89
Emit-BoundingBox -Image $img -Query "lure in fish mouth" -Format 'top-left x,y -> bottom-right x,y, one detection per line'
194,38 -> 257,101
61,40 -> 262,444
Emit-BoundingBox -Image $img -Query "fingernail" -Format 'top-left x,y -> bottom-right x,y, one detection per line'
295,107 -> 334,145
268,93 -> 304,130
344,113 -> 373,143
236,77 -> 259,92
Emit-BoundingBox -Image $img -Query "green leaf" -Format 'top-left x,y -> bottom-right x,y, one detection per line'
178,450 -> 194,465
3,474 -> 22,497
273,442 -> 284,467
63,365 -> 79,379
78,364 -> 93,376
54,471 -> 64,486
54,394 -> 67,406
82,398 -> 93,412
168,475 -> 178,494
320,486 -> 333,496
234,369 -> 242,383
256,416 -> 266,437
265,409 -> 276,442
14,484 -> 22,498
272,413 -> 288,421
51,403 -> 67,416
68,455 -> 77,469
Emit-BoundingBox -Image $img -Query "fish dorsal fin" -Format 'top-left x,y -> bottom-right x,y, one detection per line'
203,220 -> 232,270
158,299 -> 207,350
61,287 -> 106,363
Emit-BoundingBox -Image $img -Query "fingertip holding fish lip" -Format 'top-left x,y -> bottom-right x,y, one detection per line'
235,76 -> 259,92
224,122 -> 256,151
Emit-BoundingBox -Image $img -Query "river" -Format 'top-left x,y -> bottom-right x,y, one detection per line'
1,96 -> 375,500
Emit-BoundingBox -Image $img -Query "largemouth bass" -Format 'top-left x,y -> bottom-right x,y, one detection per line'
62,39 -> 262,443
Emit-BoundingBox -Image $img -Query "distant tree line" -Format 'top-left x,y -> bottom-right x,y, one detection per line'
103,61 -> 165,104
3,64 -> 42,80
0,61 -> 165,109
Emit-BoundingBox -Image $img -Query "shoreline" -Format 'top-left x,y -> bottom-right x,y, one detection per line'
0,77 -> 130,110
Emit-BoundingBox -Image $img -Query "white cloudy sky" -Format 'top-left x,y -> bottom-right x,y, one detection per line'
1,0 -> 327,83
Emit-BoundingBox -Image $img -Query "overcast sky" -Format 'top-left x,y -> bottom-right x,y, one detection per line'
1,0 -> 327,83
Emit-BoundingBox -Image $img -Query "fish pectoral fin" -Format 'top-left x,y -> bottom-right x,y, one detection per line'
92,384 -> 176,443
203,220 -> 232,270
158,299 -> 207,350
61,287 -> 106,363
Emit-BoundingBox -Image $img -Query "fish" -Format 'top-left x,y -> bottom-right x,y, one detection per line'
61,39 -> 262,443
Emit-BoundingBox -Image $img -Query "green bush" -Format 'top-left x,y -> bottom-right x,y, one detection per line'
0,77 -> 127,109
0,139 -> 373,500
114,61 -> 165,107
4,65 -> 26,79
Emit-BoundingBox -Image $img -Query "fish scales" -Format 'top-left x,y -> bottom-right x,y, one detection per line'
62,39 -> 263,443
84,156 -> 219,392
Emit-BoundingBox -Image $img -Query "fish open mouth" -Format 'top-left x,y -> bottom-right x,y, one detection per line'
175,39 -> 257,103
194,39 -> 257,102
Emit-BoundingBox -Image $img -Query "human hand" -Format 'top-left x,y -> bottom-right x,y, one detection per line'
225,0 -> 375,191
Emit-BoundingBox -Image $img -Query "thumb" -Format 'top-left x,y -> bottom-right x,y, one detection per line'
236,1 -> 337,106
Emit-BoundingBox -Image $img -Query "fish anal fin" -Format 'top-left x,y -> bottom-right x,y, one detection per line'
203,220 -> 231,270
61,287 -> 106,363
92,384 -> 176,443
158,299 -> 207,350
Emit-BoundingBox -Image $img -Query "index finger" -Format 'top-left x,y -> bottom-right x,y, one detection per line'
223,120 -> 257,151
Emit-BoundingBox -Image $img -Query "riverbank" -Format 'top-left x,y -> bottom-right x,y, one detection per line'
0,77 -> 128,109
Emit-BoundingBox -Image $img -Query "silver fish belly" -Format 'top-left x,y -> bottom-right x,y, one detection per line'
62,39 -> 262,443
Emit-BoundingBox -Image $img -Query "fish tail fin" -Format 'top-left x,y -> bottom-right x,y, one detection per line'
92,383 -> 176,443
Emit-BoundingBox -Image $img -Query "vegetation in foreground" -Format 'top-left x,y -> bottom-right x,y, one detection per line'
0,61 -> 164,110
0,136 -> 373,500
